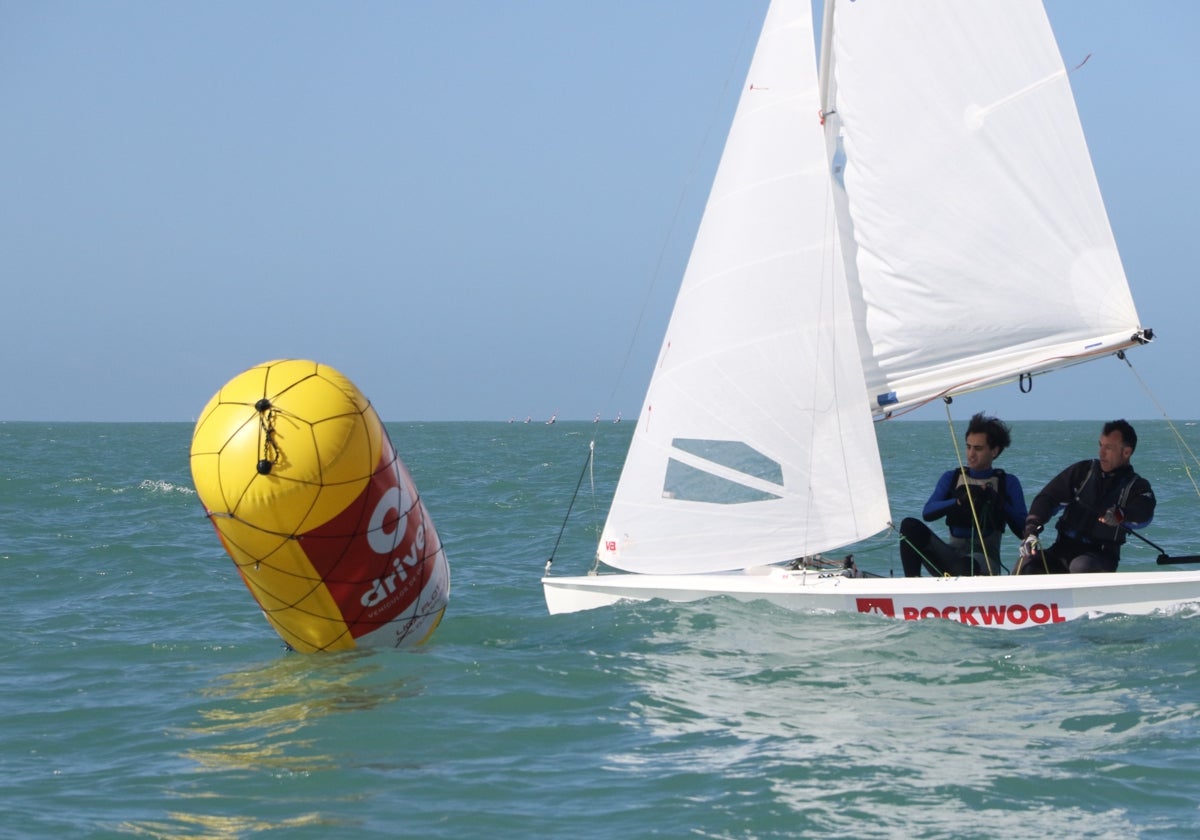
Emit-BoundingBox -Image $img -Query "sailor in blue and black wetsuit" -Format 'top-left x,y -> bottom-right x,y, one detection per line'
900,413 -> 1028,577
1016,419 -> 1155,574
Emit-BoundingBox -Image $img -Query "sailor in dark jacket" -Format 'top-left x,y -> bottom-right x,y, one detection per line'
1016,419 -> 1155,574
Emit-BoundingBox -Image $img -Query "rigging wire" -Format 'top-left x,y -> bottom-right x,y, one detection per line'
1119,351 -> 1200,500
544,440 -> 595,576
600,12 -> 759,415
542,14 -> 761,577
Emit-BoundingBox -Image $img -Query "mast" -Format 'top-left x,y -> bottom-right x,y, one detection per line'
817,0 -> 836,116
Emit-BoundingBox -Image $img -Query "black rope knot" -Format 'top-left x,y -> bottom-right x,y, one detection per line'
256,399 -> 281,474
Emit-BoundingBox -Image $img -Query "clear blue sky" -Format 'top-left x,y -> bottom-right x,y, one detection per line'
2,1 -> 1195,423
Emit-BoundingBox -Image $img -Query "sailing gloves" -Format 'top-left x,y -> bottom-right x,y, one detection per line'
1017,517 -> 1043,565
1019,535 -> 1040,563
956,484 -> 998,506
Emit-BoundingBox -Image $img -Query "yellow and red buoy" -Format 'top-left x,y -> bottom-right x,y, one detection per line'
189,360 -> 449,652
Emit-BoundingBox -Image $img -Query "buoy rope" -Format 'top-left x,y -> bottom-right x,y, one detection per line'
256,398 -> 281,475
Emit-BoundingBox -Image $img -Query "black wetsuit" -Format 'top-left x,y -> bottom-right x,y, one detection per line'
1017,459 -> 1155,574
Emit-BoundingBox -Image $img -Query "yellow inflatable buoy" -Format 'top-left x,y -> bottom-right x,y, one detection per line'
189,360 -> 449,652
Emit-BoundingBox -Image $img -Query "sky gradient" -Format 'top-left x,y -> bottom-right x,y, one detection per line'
3,1 -> 1196,423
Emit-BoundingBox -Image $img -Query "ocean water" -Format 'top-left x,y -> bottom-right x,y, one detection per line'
2,419 -> 1199,839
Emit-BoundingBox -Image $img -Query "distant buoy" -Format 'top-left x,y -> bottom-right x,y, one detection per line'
189,359 -> 449,652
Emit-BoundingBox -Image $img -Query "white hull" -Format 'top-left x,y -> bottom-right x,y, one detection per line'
542,567 -> 1200,629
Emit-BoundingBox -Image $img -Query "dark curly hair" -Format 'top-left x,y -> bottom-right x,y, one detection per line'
966,412 -> 1012,454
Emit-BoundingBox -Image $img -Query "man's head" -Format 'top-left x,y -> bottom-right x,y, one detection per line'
1099,419 -> 1137,473
964,413 -> 1011,471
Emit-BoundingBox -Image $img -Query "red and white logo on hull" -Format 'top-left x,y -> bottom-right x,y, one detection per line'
856,598 -> 1067,626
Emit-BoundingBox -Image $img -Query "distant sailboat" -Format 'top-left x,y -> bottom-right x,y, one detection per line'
542,0 -> 1200,627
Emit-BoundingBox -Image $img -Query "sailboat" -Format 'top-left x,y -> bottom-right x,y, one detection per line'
541,0 -> 1200,628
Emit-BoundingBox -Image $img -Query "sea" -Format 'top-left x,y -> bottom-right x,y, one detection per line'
3,418 -> 1200,839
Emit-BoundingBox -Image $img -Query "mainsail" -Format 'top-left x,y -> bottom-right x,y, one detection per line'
824,1 -> 1147,415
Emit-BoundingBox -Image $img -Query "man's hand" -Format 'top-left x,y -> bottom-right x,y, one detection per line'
956,484 -> 997,505
1019,534 -> 1040,562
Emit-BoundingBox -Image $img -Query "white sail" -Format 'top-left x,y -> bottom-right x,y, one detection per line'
824,0 -> 1146,415
597,0 -> 891,576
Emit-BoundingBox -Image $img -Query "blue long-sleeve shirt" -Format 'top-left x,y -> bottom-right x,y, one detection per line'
923,467 -> 1028,541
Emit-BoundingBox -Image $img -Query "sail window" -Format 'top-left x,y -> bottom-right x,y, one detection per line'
662,439 -> 783,504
